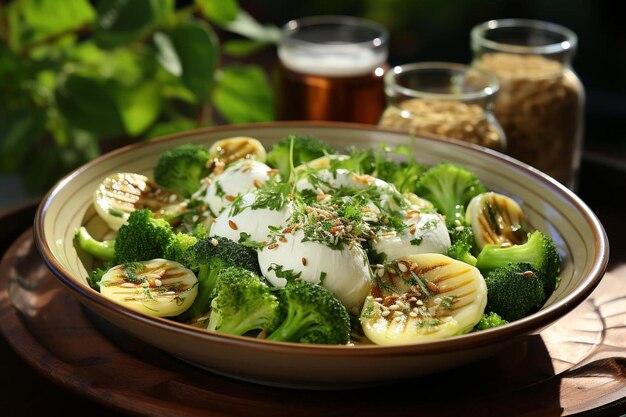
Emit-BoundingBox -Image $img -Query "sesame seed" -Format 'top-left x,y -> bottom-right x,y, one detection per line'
381,310 -> 391,317
409,312 -> 418,318
228,220 -> 238,230
155,279 -> 163,287
398,262 -> 408,273
279,237 -> 288,243
374,297 -> 383,302
210,238 -> 219,246
416,300 -> 424,306
388,304 -> 400,311
500,242 -> 512,248
434,297 -> 442,305
523,270 -> 534,278
225,195 -> 236,202
455,226 -> 465,232
393,311 -> 403,318
376,268 -> 385,278
120,282 -> 136,288
392,316 -> 402,322
169,194 -> 178,203
301,257 -> 307,266
267,243 -> 279,250
253,179 -> 262,188
409,224 -> 417,234
396,300 -> 406,309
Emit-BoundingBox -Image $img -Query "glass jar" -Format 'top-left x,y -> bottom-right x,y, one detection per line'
471,19 -> 584,189
276,15 -> 388,124
379,62 -> 506,151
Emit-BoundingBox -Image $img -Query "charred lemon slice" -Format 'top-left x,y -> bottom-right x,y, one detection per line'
100,259 -> 198,317
209,137 -> 267,164
360,253 -> 487,345
466,192 -> 526,250
93,173 -> 184,231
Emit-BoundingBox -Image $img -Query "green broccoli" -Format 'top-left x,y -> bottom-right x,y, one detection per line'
415,162 -> 486,223
207,267 -> 283,335
484,263 -> 546,321
154,143 -> 211,197
474,312 -> 509,330
266,134 -> 337,177
114,209 -> 175,264
75,226 -> 115,261
476,230 -> 561,295
86,263 -> 113,291
185,235 -> 262,319
267,280 -> 351,345
163,232 -> 198,267
446,222 -> 477,266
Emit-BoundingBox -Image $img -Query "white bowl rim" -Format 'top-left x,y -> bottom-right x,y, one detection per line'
34,121 -> 609,356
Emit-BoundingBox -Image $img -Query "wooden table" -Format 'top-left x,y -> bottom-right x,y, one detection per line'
0,156 -> 625,417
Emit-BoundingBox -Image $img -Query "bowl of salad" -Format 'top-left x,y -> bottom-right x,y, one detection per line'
34,121 -> 609,388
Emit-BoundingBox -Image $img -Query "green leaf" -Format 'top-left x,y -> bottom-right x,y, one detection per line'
168,20 -> 218,104
22,0 -> 95,36
222,10 -> 280,43
56,74 -> 125,138
115,82 -> 162,136
213,65 -> 275,123
223,39 -> 271,57
196,0 -> 239,25
145,118 -> 196,139
153,31 -> 181,76
0,107 -> 46,173
94,0 -> 163,48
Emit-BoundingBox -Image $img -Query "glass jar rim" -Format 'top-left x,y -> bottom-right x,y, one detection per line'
384,62 -> 500,101
471,18 -> 578,55
280,15 -> 389,51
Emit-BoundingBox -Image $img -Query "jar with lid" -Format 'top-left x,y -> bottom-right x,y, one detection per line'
471,19 -> 584,189
378,62 -> 506,152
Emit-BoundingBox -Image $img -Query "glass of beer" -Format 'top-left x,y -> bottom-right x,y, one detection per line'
276,15 -> 389,124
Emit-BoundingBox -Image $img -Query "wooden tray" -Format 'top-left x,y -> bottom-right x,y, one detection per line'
1,229 -> 626,416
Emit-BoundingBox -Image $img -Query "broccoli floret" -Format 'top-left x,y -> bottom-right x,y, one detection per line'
266,134 -> 337,177
446,222 -> 477,266
484,263 -> 546,321
185,236 -> 262,319
75,226 -> 115,261
474,312 -> 509,330
154,143 -> 211,197
163,232 -> 198,267
415,162 -> 486,223
476,230 -> 561,295
207,267 -> 283,335
86,262 -> 113,291
114,209 -> 174,264
267,280 -> 351,345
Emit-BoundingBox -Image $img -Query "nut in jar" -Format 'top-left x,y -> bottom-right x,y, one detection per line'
471,19 -> 584,189
379,62 -> 506,151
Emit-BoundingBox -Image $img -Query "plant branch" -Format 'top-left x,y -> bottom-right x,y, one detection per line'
19,24 -> 92,57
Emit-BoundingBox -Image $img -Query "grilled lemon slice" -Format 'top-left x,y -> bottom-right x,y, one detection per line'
466,192 -> 526,250
94,173 -> 184,231
360,253 -> 487,345
100,259 -> 198,317
209,137 -> 267,164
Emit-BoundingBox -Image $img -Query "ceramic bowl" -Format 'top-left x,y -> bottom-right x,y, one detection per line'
34,122 -> 609,389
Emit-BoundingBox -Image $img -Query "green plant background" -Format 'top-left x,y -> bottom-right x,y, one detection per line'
0,0 -> 280,199
1,0 -> 625,208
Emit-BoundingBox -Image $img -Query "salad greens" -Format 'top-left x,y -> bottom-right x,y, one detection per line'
75,134 -> 561,345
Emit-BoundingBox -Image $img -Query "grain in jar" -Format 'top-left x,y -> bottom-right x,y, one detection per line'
471,19 -> 584,189
379,63 -> 506,151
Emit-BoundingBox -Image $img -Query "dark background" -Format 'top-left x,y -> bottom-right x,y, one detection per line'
242,0 -> 626,168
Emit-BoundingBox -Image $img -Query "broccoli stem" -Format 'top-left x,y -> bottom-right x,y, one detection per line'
189,265 -> 218,318
266,308 -> 317,342
76,227 -> 115,261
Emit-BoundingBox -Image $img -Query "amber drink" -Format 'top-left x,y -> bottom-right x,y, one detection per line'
276,16 -> 388,124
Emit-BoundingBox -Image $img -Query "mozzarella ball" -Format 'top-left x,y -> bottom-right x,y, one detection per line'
210,192 -> 292,243
373,211 -> 450,261
195,160 -> 273,215
258,230 -> 372,312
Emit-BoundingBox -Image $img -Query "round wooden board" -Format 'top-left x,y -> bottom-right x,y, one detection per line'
1,229 -> 626,416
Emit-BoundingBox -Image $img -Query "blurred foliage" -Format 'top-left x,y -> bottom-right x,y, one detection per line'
0,0 -> 280,193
